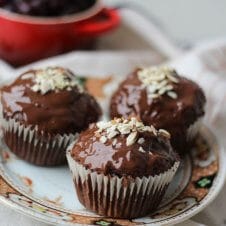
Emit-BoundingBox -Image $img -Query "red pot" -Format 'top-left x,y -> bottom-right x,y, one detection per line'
0,0 -> 120,66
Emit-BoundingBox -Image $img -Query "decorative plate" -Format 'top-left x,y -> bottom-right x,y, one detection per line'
0,124 -> 224,226
0,50 -> 225,226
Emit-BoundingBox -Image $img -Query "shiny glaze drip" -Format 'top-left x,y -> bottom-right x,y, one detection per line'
71,124 -> 178,178
0,70 -> 102,135
110,69 -> 206,152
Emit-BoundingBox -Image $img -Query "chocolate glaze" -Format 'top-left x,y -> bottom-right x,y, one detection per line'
71,124 -> 179,178
110,69 -> 206,153
0,70 -> 101,135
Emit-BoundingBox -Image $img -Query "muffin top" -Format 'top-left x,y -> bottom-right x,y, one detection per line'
70,117 -> 179,178
0,67 -> 101,135
110,66 -> 206,133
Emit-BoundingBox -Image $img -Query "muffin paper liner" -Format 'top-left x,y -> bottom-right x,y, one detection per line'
66,148 -> 180,219
2,118 -> 78,166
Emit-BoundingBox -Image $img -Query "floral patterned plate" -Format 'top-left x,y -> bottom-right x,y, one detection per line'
0,120 -> 224,226
0,51 -> 225,225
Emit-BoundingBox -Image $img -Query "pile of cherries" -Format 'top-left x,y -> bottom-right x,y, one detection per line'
0,0 -> 96,16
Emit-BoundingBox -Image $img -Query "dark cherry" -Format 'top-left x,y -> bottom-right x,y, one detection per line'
0,0 -> 96,17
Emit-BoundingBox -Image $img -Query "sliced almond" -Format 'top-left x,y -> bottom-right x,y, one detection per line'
166,74 -> 179,83
112,139 -> 117,146
150,125 -> 157,136
139,147 -> 146,153
100,136 -> 107,144
107,130 -> 119,139
117,124 -> 131,135
21,73 -> 34,80
159,129 -> 171,139
126,131 -> 138,146
148,93 -> 159,99
167,91 -> 178,99
138,137 -> 145,144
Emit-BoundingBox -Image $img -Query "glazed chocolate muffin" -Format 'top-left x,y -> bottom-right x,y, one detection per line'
110,67 -> 206,154
0,0 -> 96,17
0,67 -> 101,165
67,117 -> 179,219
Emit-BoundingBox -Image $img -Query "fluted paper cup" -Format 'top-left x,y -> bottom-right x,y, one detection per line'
66,149 -> 180,219
2,118 -> 78,166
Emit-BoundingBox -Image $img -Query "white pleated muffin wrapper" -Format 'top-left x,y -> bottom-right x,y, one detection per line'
2,117 -> 78,165
66,147 -> 180,218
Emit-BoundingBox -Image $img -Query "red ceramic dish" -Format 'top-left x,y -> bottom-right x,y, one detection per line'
0,0 -> 120,66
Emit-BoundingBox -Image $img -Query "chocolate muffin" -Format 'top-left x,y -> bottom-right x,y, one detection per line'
110,67 -> 206,154
0,66 -> 101,166
67,117 -> 179,218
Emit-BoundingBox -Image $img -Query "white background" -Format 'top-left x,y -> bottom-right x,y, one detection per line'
105,0 -> 226,46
